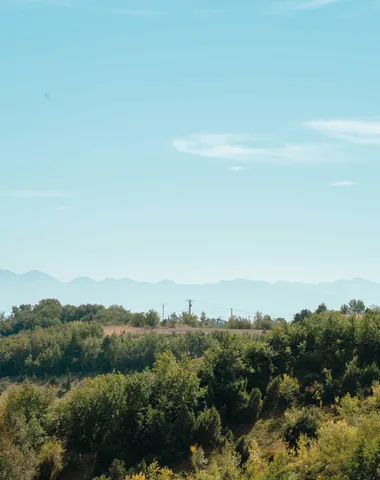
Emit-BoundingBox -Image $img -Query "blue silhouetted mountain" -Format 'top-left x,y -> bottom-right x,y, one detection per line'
0,270 -> 379,318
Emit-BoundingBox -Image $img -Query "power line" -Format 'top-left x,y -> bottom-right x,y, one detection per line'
187,299 -> 195,315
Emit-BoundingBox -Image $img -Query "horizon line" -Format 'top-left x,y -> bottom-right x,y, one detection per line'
0,269 -> 376,286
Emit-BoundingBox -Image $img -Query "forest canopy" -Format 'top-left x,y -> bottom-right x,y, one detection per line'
1,299 -> 380,479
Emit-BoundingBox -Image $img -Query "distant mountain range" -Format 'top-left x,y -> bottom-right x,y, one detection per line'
1,270 -> 379,319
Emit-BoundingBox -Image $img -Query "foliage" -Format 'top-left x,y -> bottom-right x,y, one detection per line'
341,299 -> 366,315
266,375 -> 300,409
283,407 -> 320,449
227,316 -> 252,330
315,303 -> 328,314
1,299 -> 380,479
0,324 -> 219,378
194,406 -> 222,447
292,309 -> 312,324
0,300 -> 163,337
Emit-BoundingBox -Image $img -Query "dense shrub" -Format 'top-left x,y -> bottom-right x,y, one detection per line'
266,374 -> 300,409
194,407 -> 222,447
283,407 -> 320,449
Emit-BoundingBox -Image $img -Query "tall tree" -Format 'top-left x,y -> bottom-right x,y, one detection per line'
316,303 -> 328,314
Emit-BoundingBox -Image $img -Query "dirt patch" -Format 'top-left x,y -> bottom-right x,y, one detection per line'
103,325 -> 264,337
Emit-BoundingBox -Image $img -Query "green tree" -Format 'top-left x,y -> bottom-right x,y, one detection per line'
181,312 -> 199,327
316,303 -> 328,314
348,299 -> 366,315
146,310 -> 160,328
200,312 -> 208,325
284,407 -> 320,450
341,304 -> 350,315
3,381 -> 56,463
108,459 -> 127,480
0,434 -> 36,480
194,407 -> 222,447
33,299 -> 62,326
130,312 -> 147,327
66,371 -> 72,391
37,438 -> 65,480
60,304 -> 78,323
293,309 -> 312,324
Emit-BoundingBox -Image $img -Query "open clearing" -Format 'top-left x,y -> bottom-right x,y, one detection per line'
103,325 -> 263,336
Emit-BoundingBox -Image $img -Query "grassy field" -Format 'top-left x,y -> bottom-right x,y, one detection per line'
103,324 -> 264,336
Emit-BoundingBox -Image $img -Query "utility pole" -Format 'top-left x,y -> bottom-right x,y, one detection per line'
161,304 -> 166,322
230,308 -> 233,318
187,299 -> 195,315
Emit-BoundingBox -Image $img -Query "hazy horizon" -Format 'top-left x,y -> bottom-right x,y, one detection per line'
2,268 -> 380,286
1,268 -> 380,319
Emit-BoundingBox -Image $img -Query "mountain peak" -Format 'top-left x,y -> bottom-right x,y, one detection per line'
0,269 -> 18,283
21,270 -> 59,282
156,279 -> 176,285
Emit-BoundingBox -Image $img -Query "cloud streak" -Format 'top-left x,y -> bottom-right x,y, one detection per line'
172,133 -> 322,163
294,0 -> 340,10
328,180 -> 357,187
306,120 -> 380,144
229,166 -> 243,172
271,0 -> 340,13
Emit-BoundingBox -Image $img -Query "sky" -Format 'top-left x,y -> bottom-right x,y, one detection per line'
1,0 -> 380,284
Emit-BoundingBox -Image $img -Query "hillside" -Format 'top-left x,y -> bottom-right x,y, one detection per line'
2,306 -> 380,479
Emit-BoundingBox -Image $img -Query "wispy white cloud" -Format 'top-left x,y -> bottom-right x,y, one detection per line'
172,133 -> 322,163
229,166 -> 243,172
294,0 -> 340,10
328,180 -> 357,187
4,189 -> 66,199
271,0 -> 340,13
306,120 -> 380,144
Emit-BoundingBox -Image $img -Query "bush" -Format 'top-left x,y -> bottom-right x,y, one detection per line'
278,375 -> 300,407
348,437 -> 380,480
235,435 -> 250,465
266,375 -> 300,409
284,407 -> 320,450
0,436 -> 36,480
194,407 -> 222,447
247,388 -> 262,423
108,459 -> 127,480
336,394 -> 360,423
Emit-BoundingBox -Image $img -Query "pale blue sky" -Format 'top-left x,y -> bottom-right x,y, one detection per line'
1,0 -> 380,283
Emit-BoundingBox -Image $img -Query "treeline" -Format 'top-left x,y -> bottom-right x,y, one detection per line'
0,300 -> 162,336
0,298 -> 285,338
0,322 -> 221,378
